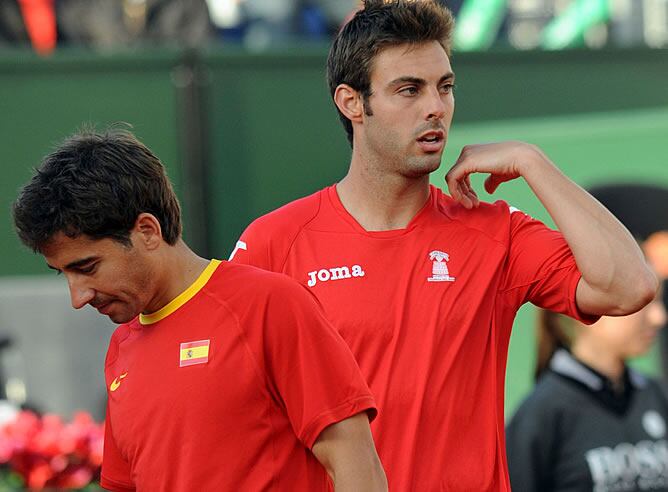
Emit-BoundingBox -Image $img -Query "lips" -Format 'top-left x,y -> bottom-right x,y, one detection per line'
93,301 -> 114,315
416,130 -> 445,153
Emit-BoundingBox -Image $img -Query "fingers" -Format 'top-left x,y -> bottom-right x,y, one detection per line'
484,175 -> 500,194
464,175 -> 480,208
445,168 -> 479,209
484,174 -> 512,194
446,142 -> 526,204
446,146 -> 480,208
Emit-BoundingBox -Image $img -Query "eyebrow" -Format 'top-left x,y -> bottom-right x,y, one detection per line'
47,256 -> 98,271
388,72 -> 455,88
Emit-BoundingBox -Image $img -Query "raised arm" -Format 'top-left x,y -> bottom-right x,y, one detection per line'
445,141 -> 657,316
312,412 -> 387,492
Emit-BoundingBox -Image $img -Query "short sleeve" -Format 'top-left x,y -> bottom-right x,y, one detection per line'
100,403 -> 135,492
502,210 -> 599,324
259,277 -> 377,449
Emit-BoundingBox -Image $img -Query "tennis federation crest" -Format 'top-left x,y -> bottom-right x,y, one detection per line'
428,251 -> 455,282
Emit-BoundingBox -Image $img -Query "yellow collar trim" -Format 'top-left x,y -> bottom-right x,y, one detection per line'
139,259 -> 222,325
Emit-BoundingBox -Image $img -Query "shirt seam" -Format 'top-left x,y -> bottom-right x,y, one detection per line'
276,190 -> 324,273
104,326 -> 134,369
498,264 -> 576,294
199,288 -> 281,489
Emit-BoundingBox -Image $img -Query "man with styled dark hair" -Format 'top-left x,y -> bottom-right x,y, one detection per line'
13,128 -> 387,491
326,0 -> 454,147
14,129 -> 183,253
230,0 -> 657,489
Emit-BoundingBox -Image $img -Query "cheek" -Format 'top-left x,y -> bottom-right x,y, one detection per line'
366,118 -> 403,151
121,256 -> 153,301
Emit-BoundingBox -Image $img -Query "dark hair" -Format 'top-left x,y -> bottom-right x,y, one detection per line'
13,127 -> 182,253
326,0 -> 455,146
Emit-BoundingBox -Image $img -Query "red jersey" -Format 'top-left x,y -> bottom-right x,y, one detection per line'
100,260 -> 376,492
231,185 -> 597,491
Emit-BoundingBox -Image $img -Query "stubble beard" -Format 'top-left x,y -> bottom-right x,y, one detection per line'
400,150 -> 443,179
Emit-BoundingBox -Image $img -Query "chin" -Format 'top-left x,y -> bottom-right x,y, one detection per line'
403,159 -> 441,178
403,166 -> 439,178
108,311 -> 138,324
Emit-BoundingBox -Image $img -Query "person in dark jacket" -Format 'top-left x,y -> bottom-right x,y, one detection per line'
506,237 -> 668,492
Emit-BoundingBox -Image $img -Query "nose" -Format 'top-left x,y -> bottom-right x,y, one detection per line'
67,276 -> 95,310
426,88 -> 448,121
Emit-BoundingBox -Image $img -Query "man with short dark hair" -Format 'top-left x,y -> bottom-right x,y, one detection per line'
13,128 -> 387,491
229,0 -> 657,489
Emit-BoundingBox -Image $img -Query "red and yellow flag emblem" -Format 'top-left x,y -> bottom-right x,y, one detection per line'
179,339 -> 210,367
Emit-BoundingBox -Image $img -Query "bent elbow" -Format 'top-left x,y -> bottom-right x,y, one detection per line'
618,270 -> 659,315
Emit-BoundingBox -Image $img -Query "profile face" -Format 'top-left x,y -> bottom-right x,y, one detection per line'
595,292 -> 666,359
42,232 -> 153,324
361,40 -> 455,177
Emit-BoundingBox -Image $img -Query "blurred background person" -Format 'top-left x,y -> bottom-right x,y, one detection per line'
0,0 -> 214,54
506,224 -> 668,490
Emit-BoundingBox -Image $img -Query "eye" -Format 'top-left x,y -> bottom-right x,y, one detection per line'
77,264 -> 97,275
399,86 -> 418,96
440,83 -> 456,94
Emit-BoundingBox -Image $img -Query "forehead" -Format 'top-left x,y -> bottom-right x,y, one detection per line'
42,232 -> 123,268
370,41 -> 452,85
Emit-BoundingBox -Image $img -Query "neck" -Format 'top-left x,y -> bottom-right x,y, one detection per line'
144,240 -> 210,314
571,341 -> 625,386
337,151 -> 432,231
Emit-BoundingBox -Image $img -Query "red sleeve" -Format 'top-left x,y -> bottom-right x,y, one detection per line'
100,404 -> 135,491
258,277 -> 377,449
501,209 -> 599,324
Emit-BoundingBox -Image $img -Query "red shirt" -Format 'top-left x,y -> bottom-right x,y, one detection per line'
231,185 -> 597,491
100,260 -> 376,491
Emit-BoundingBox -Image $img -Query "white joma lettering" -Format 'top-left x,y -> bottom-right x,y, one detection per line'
307,265 -> 365,287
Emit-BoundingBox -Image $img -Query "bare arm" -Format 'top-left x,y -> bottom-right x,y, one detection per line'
445,141 -> 657,316
311,412 -> 387,492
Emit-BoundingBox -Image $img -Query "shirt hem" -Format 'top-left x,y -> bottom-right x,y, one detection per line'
300,395 -> 377,450
99,475 -> 135,492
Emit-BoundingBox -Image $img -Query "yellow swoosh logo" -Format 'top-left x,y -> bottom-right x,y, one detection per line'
110,372 -> 128,392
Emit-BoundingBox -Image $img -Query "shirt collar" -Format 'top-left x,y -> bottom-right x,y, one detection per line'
549,348 -> 647,391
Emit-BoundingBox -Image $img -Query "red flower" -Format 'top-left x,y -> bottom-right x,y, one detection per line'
0,410 -> 104,490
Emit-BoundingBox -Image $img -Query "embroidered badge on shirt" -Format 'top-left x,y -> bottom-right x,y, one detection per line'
179,339 -> 210,367
427,251 -> 455,282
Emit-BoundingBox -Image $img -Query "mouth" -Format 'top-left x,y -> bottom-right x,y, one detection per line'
416,130 -> 445,152
92,301 -> 114,315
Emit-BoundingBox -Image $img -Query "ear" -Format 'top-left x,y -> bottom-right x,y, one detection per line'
132,213 -> 163,251
334,84 -> 364,124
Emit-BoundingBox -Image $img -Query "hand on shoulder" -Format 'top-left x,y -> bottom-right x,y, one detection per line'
445,141 -> 551,208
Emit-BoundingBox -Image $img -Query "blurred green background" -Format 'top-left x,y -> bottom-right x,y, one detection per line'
1,46 -> 667,416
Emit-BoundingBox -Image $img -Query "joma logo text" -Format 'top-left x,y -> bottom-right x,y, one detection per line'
307,265 -> 365,287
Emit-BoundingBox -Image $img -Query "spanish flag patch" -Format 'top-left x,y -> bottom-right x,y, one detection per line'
179,339 -> 210,367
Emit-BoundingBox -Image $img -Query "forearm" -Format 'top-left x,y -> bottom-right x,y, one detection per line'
329,461 -> 388,492
312,413 -> 387,492
521,145 -> 656,314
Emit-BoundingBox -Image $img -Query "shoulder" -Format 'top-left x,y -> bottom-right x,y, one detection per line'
212,261 -> 316,306
235,189 -> 326,268
217,261 -> 303,287
510,372 -> 577,423
105,322 -> 134,368
210,263 -> 328,348
430,186 -> 517,243
633,371 -> 668,402
243,188 -> 324,240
